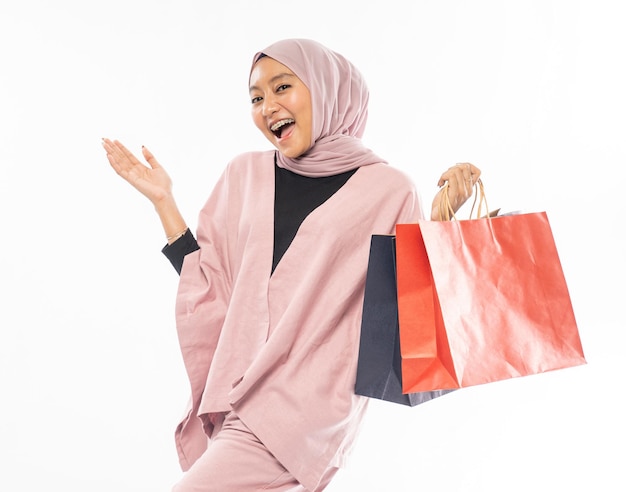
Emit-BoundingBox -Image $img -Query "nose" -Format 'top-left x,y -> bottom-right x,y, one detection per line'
262,94 -> 279,117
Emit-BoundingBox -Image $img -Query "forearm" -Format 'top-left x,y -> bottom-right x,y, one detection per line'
154,195 -> 189,244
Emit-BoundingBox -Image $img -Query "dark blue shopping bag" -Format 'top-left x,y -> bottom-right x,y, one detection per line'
355,235 -> 453,406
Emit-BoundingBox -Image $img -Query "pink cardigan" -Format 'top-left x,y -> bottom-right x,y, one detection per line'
174,150 -> 422,490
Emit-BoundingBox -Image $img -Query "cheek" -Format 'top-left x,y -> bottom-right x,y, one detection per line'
251,108 -> 266,133
299,105 -> 313,144
294,91 -> 313,142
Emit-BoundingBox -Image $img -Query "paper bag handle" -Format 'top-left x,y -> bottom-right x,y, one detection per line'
439,178 -> 491,221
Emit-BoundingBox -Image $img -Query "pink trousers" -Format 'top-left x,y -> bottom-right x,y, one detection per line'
171,412 -> 338,491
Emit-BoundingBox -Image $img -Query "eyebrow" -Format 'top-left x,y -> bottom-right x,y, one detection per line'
249,73 -> 295,93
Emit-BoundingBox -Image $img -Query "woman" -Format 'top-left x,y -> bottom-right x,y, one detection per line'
103,38 -> 480,492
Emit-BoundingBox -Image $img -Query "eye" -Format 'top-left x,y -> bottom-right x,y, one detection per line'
251,96 -> 262,104
276,84 -> 290,93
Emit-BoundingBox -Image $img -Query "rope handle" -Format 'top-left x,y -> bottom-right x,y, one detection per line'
439,178 -> 492,221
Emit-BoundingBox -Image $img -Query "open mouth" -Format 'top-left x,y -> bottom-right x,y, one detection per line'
270,118 -> 295,139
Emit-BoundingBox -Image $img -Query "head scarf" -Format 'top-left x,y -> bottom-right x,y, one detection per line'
251,38 -> 386,177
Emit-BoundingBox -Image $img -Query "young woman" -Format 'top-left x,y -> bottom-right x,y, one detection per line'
103,38 -> 480,492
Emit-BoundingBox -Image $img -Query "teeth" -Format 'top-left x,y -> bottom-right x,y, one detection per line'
270,119 -> 295,132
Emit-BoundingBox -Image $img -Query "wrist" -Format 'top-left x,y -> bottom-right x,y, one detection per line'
152,196 -> 188,243
152,192 -> 176,212
166,227 -> 188,244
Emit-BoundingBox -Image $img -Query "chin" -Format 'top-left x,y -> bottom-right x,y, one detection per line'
280,149 -> 303,159
278,143 -> 309,159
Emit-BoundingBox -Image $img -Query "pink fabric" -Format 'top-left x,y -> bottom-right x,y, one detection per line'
174,151 -> 421,490
173,39 -> 423,491
252,38 -> 385,177
172,412 -> 335,491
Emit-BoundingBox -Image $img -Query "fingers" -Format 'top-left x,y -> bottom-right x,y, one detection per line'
102,138 -> 125,175
142,145 -> 161,170
468,163 -> 481,180
435,162 -> 483,213
438,162 -> 479,188
102,138 -> 146,186
104,139 -> 139,166
103,138 -> 144,172
102,138 -> 162,171
437,162 -> 480,186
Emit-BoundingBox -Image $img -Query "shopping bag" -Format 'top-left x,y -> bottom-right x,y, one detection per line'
395,184 -> 586,392
355,234 -> 453,406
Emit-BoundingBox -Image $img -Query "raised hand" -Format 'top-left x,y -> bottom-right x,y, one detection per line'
102,138 -> 173,205
431,162 -> 481,220
103,138 -> 188,243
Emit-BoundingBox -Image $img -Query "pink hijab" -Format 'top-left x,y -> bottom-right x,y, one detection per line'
252,38 -> 386,177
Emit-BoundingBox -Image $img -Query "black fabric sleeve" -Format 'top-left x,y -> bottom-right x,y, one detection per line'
161,228 -> 200,275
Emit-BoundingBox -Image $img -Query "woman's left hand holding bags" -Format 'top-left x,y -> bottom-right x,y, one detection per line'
430,162 -> 481,221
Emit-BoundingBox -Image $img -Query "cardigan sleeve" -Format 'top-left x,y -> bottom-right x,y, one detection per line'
161,229 -> 200,275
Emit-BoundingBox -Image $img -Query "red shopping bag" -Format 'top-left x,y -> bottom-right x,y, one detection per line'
395,205 -> 586,393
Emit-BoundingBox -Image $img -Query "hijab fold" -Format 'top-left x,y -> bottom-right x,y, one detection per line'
252,38 -> 386,177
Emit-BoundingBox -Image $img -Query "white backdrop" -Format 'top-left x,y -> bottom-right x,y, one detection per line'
1,1 -> 624,490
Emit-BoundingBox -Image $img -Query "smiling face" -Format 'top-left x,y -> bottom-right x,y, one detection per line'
249,56 -> 313,159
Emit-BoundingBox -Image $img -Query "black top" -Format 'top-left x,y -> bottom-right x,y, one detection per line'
162,155 -> 357,275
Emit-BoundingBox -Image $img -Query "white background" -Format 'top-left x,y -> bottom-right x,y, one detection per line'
1,1 -> 624,490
